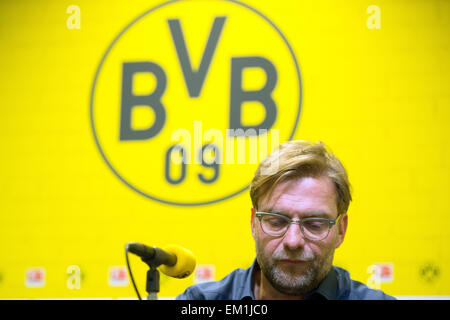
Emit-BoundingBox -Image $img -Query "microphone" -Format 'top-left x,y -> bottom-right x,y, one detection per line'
126,242 -> 196,279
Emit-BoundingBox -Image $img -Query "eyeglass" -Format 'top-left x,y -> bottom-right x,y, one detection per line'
255,212 -> 342,241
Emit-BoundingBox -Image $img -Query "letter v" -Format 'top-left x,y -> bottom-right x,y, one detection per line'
168,17 -> 226,98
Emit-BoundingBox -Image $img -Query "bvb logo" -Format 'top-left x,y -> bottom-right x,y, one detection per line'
90,0 -> 302,206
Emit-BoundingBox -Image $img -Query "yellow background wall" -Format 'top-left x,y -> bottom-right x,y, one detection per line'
0,0 -> 449,299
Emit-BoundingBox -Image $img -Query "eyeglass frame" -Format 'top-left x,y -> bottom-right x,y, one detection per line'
254,211 -> 343,241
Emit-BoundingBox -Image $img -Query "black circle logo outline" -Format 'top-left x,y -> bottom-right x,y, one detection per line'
90,0 -> 303,206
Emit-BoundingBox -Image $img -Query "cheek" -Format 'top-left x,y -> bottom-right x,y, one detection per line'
264,238 -> 281,253
313,240 -> 336,261
302,238 -> 330,257
327,227 -> 341,247
255,231 -> 279,253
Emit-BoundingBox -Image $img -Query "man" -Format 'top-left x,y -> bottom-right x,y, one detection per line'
177,140 -> 395,300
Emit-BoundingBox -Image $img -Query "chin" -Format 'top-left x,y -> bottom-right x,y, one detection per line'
269,265 -> 317,295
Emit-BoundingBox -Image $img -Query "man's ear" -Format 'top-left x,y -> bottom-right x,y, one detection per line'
335,213 -> 348,249
251,207 -> 256,239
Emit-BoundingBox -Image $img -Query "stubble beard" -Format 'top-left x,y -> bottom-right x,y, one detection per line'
256,242 -> 334,297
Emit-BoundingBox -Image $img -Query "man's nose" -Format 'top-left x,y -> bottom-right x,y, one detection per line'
282,222 -> 306,250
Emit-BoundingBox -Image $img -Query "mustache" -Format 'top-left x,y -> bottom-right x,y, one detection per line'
272,250 -> 315,262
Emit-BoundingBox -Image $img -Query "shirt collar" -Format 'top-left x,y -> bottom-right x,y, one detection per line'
238,260 -> 258,300
305,267 -> 338,300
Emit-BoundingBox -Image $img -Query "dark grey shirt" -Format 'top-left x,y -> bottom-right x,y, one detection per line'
176,260 -> 396,300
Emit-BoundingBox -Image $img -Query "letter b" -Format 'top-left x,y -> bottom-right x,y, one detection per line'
229,57 -> 277,136
120,62 -> 167,141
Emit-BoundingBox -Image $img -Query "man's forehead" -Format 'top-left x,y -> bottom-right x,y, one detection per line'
258,176 -> 338,215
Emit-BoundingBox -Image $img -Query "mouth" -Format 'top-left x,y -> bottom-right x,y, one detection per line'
279,259 -> 310,264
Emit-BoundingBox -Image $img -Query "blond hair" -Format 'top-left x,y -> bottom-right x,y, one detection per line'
250,140 -> 352,214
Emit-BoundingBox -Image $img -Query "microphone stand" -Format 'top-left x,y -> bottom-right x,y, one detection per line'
141,258 -> 160,300
126,243 -> 179,301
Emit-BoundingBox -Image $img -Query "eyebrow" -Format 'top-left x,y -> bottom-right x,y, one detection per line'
262,209 -> 334,219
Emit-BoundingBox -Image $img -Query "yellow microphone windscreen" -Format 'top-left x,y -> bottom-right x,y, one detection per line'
158,244 -> 196,279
